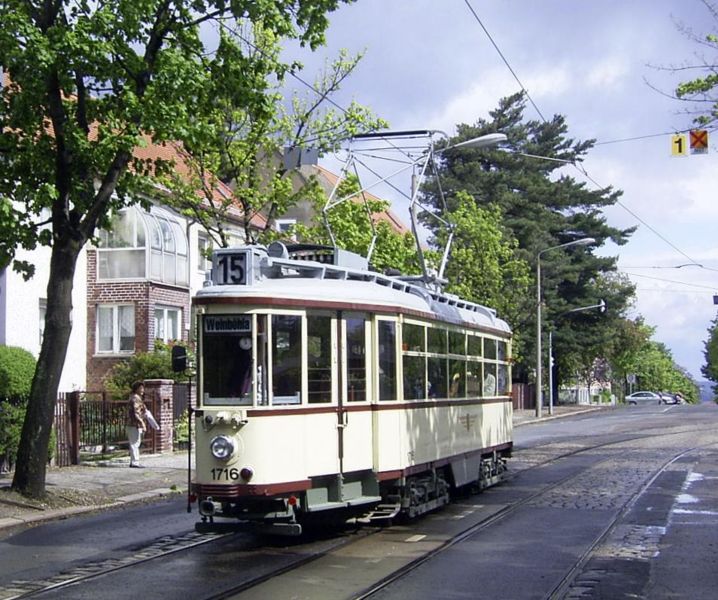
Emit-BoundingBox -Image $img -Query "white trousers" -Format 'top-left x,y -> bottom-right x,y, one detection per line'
126,426 -> 144,465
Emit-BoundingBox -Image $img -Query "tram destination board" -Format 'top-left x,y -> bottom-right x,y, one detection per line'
204,315 -> 252,334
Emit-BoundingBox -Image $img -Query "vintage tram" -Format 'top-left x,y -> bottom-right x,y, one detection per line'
190,242 -> 513,535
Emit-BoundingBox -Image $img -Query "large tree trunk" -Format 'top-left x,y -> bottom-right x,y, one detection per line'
12,237 -> 82,498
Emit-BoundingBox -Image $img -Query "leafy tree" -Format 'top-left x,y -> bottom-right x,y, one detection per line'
420,93 -> 635,383
164,44 -> 387,247
551,272 -> 636,397
701,315 -> 718,400
0,0 -> 351,498
622,323 -> 699,402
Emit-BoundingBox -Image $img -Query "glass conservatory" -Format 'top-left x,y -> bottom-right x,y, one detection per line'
97,206 -> 189,287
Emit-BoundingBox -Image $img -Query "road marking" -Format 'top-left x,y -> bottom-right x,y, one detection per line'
404,534 -> 426,543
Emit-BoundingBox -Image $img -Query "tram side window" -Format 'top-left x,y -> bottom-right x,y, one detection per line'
468,334 -> 483,357
497,340 -> 508,361
256,315 -> 269,406
346,316 -> 367,402
403,354 -> 426,400
428,327 -> 447,354
483,363 -> 497,396
272,315 -> 302,404
467,360 -> 482,397
428,356 -> 447,399
449,331 -> 465,355
497,364 -> 509,395
378,320 -> 397,401
449,358 -> 466,398
402,322 -> 426,400
307,315 -> 332,404
427,327 -> 447,399
485,338 -> 497,360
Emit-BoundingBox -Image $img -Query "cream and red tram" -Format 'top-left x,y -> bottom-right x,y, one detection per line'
191,243 -> 513,535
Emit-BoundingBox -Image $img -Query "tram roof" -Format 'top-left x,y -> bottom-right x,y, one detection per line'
195,244 -> 511,335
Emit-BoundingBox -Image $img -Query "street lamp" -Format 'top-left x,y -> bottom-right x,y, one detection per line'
547,299 -> 606,415
535,237 -> 595,418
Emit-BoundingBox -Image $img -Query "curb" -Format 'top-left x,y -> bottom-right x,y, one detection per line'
0,487 -> 186,531
514,405 -> 608,427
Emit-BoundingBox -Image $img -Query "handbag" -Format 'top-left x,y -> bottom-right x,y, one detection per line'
146,409 -> 160,430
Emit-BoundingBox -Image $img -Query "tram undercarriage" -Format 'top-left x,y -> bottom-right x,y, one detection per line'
193,450 -> 510,536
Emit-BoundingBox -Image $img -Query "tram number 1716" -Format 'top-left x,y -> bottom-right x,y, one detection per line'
211,467 -> 241,481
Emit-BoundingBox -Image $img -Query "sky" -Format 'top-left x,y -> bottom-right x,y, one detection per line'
286,0 -> 718,381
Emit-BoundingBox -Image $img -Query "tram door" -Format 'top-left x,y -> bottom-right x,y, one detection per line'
337,312 -> 373,474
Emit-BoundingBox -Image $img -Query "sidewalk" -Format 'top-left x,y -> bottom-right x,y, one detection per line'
0,404 -> 604,532
0,451 -> 193,532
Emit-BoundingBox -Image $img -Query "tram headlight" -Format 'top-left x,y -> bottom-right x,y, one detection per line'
209,435 -> 235,461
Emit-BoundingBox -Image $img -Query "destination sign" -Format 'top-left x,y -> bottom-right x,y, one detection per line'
204,315 -> 252,334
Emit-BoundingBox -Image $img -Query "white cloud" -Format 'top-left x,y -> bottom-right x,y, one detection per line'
586,57 -> 630,90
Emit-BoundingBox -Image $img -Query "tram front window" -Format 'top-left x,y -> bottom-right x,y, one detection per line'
202,332 -> 253,406
272,315 -> 302,404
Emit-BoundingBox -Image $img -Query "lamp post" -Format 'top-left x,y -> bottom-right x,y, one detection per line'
535,237 -> 595,418
547,299 -> 605,415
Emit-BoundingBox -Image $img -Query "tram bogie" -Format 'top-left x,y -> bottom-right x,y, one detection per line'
189,243 -> 513,536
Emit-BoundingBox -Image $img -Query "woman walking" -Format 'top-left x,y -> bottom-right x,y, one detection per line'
126,381 -> 147,468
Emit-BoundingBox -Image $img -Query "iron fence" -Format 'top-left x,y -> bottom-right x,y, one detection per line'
54,391 -> 158,466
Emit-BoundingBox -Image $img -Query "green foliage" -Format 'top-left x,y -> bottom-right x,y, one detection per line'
702,315 -> 718,399
296,174 -> 419,274
435,193 -> 532,361
173,409 -> 193,447
104,342 -> 190,400
0,346 -> 36,398
0,347 -> 36,470
622,325 -> 699,403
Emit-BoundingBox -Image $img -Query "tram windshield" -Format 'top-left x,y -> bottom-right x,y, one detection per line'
201,314 -> 256,405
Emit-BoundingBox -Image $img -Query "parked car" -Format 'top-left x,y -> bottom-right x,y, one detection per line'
625,391 -> 662,405
659,391 -> 685,405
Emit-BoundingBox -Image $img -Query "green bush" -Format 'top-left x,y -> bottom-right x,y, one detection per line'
0,345 -> 36,398
0,346 -> 36,471
105,340 -> 191,400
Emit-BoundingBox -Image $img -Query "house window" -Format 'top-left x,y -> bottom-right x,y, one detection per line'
197,233 -> 212,272
97,209 -> 146,278
155,306 -> 182,343
97,305 -> 135,354
275,219 -> 297,240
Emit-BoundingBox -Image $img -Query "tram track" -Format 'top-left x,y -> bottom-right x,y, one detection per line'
1,423 -> 712,600
350,430 -> 717,600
